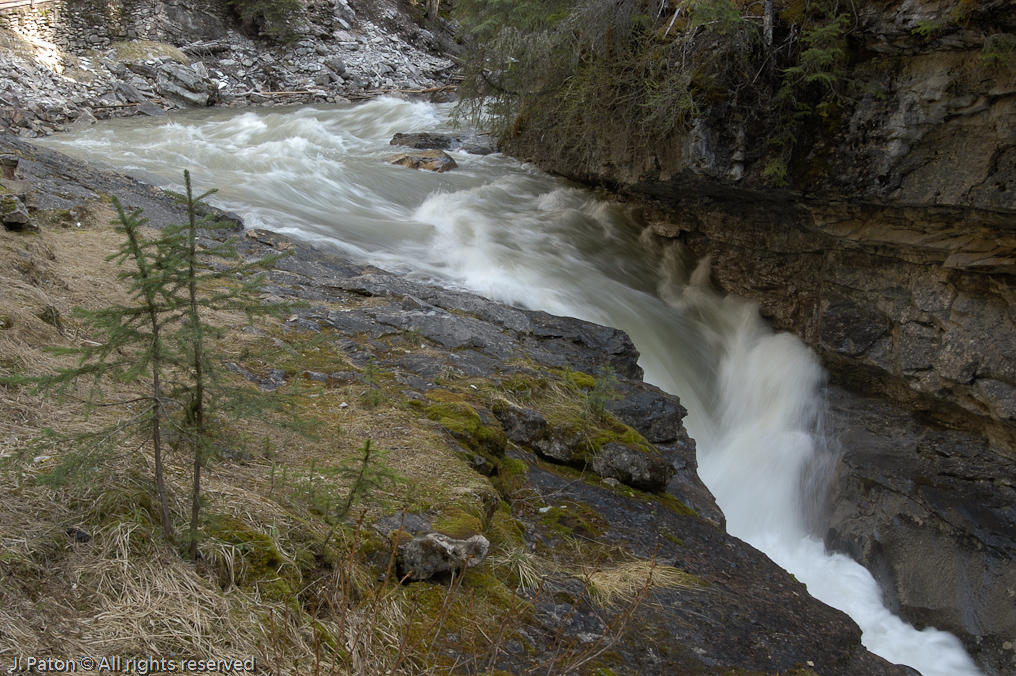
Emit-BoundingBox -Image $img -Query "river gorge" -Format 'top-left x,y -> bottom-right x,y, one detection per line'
2,0 -> 1015,672
35,96 -> 991,675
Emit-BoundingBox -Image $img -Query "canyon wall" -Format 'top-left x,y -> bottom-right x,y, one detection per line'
501,1 -> 1016,673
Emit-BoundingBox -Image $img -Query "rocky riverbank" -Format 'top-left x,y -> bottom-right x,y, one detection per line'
0,0 -> 456,137
494,2 -> 1016,673
0,132 -> 917,675
3,0 -> 1012,673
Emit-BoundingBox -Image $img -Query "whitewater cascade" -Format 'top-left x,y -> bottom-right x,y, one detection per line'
42,98 -> 983,676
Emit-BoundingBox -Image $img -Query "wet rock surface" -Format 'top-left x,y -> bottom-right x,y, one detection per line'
824,386 -> 1016,676
0,134 -> 916,676
390,131 -> 496,155
387,148 -> 457,173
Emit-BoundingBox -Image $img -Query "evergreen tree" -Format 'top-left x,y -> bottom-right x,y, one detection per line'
14,198 -> 180,538
9,171 -> 292,558
160,170 -> 292,559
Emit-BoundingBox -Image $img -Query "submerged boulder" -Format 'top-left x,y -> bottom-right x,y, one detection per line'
388,149 -> 458,173
390,132 -> 459,150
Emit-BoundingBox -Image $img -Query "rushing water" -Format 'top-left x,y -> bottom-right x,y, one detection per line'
41,98 -> 984,676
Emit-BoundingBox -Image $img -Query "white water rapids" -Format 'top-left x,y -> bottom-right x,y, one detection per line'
41,98 -> 983,675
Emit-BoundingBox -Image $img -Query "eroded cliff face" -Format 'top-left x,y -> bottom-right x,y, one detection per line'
501,1 -> 1016,673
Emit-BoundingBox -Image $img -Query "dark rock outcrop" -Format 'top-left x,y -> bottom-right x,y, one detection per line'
824,387 -> 1016,676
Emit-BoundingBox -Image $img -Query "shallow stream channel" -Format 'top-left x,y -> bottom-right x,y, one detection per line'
40,97 -> 984,676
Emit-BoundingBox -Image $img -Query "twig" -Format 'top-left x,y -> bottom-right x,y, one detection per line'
91,102 -> 144,109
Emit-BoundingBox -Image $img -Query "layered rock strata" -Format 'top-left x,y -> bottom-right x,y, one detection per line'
498,2 -> 1016,673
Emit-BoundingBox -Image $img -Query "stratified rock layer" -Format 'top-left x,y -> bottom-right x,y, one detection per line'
498,5 -> 1016,674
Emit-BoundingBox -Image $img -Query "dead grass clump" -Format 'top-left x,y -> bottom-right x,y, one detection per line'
489,545 -> 545,591
585,559 -> 700,608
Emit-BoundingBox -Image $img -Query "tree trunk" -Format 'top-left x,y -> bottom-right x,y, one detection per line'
426,0 -> 439,22
763,0 -> 774,45
150,343 -> 175,541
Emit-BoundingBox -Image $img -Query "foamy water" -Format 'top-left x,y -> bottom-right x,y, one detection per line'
40,98 -> 983,675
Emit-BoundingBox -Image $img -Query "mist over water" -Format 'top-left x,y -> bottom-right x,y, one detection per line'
41,98 -> 983,676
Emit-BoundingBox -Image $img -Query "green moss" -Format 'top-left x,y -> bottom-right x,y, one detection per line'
412,389 -> 507,458
539,500 -> 605,540
589,421 -> 657,456
205,515 -> 295,595
433,505 -> 484,539
492,456 -> 529,498
568,370 -> 596,390
654,491 -> 698,518
660,530 -> 684,546
485,505 -> 526,550
499,372 -> 547,400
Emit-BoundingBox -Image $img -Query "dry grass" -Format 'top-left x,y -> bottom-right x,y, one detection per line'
585,559 -> 700,608
489,546 -> 545,591
0,28 -> 39,61
0,206 -> 513,671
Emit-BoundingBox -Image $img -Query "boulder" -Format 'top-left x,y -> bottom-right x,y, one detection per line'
397,532 -> 489,581
156,62 -> 212,107
531,426 -> 584,464
1,194 -> 35,232
492,402 -> 548,445
390,132 -> 460,150
460,142 -> 495,156
590,442 -> 675,493
114,81 -> 147,104
138,103 -> 168,117
323,56 -> 347,74
388,149 -> 457,172
606,387 -> 685,444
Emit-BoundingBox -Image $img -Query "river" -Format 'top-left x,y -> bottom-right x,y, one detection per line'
40,97 -> 983,676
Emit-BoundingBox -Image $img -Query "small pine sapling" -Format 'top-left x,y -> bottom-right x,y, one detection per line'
160,170 -> 293,560
6,198 -> 180,539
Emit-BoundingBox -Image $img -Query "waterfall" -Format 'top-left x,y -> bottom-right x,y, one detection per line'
39,98 -> 984,676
